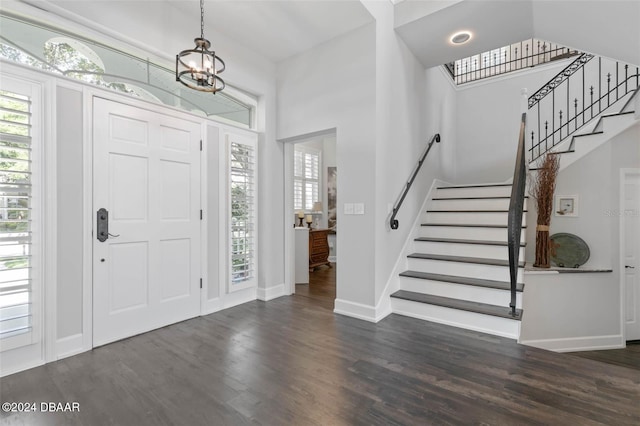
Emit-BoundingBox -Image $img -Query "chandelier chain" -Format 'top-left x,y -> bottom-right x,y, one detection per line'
200,0 -> 205,40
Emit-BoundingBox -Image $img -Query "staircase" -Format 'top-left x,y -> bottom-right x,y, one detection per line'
390,183 -> 525,339
530,86 -> 639,171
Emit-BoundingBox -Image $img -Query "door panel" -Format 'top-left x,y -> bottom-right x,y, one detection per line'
624,173 -> 640,341
93,98 -> 201,347
109,242 -> 149,312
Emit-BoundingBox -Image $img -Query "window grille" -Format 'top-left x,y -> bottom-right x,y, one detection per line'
0,90 -> 33,343
293,146 -> 320,211
230,141 -> 255,284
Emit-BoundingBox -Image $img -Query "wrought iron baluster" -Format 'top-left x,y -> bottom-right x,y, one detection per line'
599,57 -> 602,113
545,121 -> 548,154
559,110 -> 563,140
590,86 -> 594,118
574,99 -> 578,131
552,89 -> 555,145
607,73 -> 611,107
625,64 -> 628,93
616,63 -> 619,100
582,66 -> 585,125
537,102 -> 540,147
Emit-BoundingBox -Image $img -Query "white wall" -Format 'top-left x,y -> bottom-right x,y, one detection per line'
520,271 -> 622,352
533,1 -> 640,67
362,1 -> 444,311
521,122 -> 640,351
425,67 -> 457,183
277,23 -> 377,311
454,60 -> 571,183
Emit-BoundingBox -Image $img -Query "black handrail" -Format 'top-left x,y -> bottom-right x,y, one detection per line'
507,113 -> 527,317
389,133 -> 441,230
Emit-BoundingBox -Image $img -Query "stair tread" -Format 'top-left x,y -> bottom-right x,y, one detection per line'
548,150 -> 575,155
414,237 -> 525,247
421,223 -> 527,228
601,110 -> 635,118
407,253 -> 525,267
427,209 -> 528,213
437,184 -> 512,189
399,270 -> 524,291
391,290 -> 523,320
432,196 -> 529,200
572,130 -> 604,139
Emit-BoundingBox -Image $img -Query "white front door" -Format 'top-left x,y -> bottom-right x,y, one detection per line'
93,98 -> 201,346
623,171 -> 640,341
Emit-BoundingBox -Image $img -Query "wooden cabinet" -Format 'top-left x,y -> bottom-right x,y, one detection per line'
309,229 -> 331,271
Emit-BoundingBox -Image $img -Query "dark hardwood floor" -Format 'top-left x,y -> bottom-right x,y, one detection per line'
569,341 -> 640,370
294,263 -> 335,310
2,276 -> 640,425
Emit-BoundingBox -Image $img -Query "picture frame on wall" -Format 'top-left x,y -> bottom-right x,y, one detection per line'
555,195 -> 578,217
327,166 -> 337,230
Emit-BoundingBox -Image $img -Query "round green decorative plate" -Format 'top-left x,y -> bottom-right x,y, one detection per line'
550,233 -> 590,268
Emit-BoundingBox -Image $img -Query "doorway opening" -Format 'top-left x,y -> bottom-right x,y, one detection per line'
282,129 -> 337,310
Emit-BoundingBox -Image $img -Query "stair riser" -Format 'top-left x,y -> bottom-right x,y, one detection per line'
424,211 -> 526,226
407,258 -> 524,282
390,298 -> 520,339
419,226 -> 524,241
413,241 -> 525,262
399,277 -> 523,308
431,198 -> 528,211
436,186 -> 512,198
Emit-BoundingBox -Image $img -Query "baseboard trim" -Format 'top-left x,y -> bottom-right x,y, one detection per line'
0,359 -> 44,378
334,299 -> 378,323
257,283 -> 286,301
201,297 -> 223,315
519,334 -> 624,352
56,333 -> 85,360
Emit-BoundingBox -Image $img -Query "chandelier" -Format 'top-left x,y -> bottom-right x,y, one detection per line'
175,0 -> 225,93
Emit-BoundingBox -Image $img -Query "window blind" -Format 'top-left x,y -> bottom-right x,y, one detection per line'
230,141 -> 254,283
293,146 -> 320,211
0,90 -> 32,340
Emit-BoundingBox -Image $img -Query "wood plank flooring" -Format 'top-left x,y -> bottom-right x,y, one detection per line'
2,276 -> 639,425
570,341 -> 640,370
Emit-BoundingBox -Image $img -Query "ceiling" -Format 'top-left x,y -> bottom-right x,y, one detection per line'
20,0 -> 640,73
394,0 -> 535,69
395,0 -> 640,69
29,0 -> 375,63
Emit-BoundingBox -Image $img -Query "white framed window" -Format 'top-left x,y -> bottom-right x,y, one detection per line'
294,146 -> 321,212
0,76 -> 41,352
228,133 -> 257,291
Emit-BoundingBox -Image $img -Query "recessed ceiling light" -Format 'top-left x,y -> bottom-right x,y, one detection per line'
450,31 -> 472,45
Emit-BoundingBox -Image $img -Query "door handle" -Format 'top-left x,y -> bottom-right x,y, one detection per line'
97,208 -> 112,242
626,265 -> 636,269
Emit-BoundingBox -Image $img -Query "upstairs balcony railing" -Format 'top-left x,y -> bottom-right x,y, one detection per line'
527,54 -> 640,161
445,38 -> 580,85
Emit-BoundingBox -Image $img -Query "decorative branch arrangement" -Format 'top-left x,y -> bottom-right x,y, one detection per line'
529,154 -> 560,267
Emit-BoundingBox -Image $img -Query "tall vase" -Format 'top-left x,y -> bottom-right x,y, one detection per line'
534,225 -> 550,268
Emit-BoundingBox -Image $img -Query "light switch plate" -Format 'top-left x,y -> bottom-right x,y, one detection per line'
354,203 -> 364,215
344,203 -> 354,214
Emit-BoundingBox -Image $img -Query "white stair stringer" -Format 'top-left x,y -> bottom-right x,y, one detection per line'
391,182 -> 526,340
